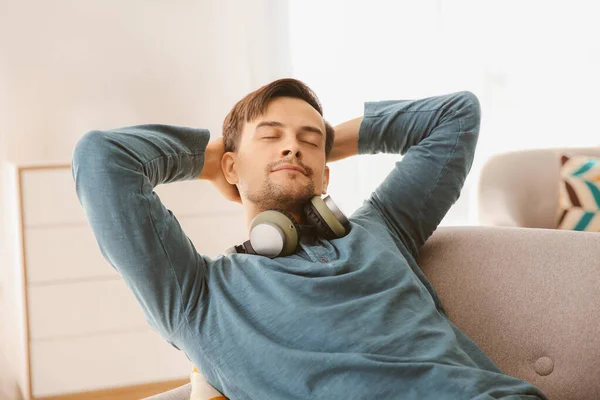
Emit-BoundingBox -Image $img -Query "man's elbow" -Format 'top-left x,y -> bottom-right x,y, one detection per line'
71,130 -> 121,193
71,129 -> 136,176
455,91 -> 481,136
72,130 -> 109,169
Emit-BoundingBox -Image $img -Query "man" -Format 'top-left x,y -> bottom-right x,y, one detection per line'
72,78 -> 547,399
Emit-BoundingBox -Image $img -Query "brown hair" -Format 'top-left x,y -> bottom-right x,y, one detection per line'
222,78 -> 335,159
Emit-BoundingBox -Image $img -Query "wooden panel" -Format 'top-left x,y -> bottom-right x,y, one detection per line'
25,225 -> 118,284
30,330 -> 191,398
179,213 -> 247,258
4,163 -> 32,400
22,167 -> 244,227
154,179 -> 243,218
25,212 -> 246,284
21,168 -> 86,226
28,279 -> 147,340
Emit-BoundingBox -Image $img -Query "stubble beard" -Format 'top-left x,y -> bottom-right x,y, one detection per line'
245,172 -> 316,212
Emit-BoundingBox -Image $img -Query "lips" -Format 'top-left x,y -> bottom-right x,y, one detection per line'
273,163 -> 307,175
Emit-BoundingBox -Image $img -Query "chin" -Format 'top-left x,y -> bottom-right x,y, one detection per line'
280,179 -> 311,190
253,174 -> 316,205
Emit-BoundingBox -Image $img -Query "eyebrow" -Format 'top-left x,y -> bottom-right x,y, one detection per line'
255,121 -> 323,136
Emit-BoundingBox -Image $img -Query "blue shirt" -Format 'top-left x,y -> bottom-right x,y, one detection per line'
72,91 -> 547,399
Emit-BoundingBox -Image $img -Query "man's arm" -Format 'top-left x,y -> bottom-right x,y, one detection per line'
72,124 -> 214,340
331,91 -> 481,258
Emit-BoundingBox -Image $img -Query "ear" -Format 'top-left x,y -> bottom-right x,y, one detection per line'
222,152 -> 239,184
322,165 -> 330,195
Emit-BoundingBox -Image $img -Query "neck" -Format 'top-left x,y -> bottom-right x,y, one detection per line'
243,201 -> 305,233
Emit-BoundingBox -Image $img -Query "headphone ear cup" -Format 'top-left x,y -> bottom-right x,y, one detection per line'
304,201 -> 336,240
249,210 -> 300,257
304,196 -> 349,240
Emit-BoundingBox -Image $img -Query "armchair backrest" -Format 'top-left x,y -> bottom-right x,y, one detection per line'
478,147 -> 600,228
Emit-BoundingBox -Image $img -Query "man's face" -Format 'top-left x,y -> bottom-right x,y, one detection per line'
224,96 -> 330,212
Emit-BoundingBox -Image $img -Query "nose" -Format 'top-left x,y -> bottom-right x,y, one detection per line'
282,149 -> 301,159
281,138 -> 302,159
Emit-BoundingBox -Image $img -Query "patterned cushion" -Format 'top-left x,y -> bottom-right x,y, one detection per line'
557,154 -> 600,231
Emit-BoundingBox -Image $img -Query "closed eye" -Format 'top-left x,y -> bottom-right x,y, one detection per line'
262,137 -> 318,147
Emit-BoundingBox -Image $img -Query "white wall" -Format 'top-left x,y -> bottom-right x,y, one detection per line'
288,0 -> 600,225
0,0 -> 290,164
0,0 -> 291,397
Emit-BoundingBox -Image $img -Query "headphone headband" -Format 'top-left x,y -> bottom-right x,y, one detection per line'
225,195 -> 349,258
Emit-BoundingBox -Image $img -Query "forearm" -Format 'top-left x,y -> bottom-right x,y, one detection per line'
328,92 -> 469,163
357,94 -> 478,157
198,137 -> 225,180
328,116 -> 362,162
74,124 -> 211,188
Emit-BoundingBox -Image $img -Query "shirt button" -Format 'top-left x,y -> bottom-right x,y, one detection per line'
320,257 -> 329,263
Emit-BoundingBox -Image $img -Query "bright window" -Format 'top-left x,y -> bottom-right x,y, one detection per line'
288,0 -> 600,225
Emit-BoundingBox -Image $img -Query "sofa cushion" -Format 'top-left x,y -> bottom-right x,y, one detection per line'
557,154 -> 600,231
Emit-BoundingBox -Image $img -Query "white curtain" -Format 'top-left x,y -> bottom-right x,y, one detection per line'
288,0 -> 600,225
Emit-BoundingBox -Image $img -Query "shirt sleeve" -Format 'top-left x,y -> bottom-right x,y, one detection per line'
357,91 -> 481,258
71,124 -> 211,340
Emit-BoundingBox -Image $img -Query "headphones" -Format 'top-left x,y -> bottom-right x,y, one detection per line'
225,195 -> 350,258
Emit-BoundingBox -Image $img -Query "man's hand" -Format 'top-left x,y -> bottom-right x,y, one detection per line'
199,137 -> 242,204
